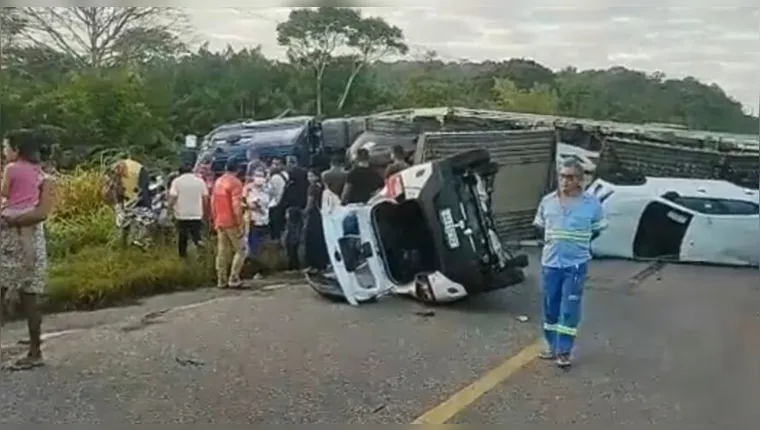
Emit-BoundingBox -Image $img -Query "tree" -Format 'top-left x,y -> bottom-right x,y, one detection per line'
336,14 -> 408,112
0,6 -> 756,171
492,78 -> 559,115
11,7 -> 186,68
276,7 -> 359,116
110,26 -> 187,67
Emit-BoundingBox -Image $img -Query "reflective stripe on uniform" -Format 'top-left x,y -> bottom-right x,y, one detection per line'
545,229 -> 592,242
543,322 -> 578,337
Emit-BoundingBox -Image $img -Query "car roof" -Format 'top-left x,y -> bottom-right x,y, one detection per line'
599,177 -> 758,202
239,116 -> 313,129
205,116 -> 313,141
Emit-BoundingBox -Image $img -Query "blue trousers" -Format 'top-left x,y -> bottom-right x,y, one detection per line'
541,263 -> 588,355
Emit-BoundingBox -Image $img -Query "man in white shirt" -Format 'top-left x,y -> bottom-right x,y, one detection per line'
168,164 -> 209,257
267,157 -> 289,239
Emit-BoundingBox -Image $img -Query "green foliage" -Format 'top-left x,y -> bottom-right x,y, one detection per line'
492,78 -> 559,115
46,244 -> 215,310
1,6 -> 755,170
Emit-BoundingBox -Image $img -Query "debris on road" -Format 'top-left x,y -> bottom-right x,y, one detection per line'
175,356 -> 205,367
415,309 -> 436,317
517,315 -> 529,322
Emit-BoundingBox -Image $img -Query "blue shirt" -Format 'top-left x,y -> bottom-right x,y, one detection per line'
533,191 -> 607,268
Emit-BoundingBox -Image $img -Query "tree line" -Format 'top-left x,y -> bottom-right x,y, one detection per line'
0,7 -> 756,169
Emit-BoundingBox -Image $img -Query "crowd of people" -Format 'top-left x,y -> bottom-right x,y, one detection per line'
168,144 -> 410,289
0,134 -> 408,371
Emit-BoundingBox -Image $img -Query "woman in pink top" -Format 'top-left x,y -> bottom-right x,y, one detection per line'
1,133 -> 43,271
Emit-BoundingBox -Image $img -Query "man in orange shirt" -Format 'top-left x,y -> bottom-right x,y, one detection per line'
211,160 -> 246,288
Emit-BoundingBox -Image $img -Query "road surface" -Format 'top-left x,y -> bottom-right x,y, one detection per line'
1,257 -> 758,424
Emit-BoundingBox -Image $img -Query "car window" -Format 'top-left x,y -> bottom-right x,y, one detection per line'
342,212 -> 360,236
670,196 -> 759,215
719,199 -> 759,215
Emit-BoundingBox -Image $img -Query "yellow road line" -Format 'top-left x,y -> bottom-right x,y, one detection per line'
411,339 -> 543,424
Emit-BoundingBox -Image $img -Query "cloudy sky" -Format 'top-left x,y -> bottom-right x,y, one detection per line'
185,3 -> 759,112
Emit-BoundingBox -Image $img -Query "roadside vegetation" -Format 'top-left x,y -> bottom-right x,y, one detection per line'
0,7 -> 756,311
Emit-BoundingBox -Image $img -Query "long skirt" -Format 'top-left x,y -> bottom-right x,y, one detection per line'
303,209 -> 329,270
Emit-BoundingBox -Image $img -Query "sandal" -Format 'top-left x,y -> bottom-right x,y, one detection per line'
5,355 -> 44,371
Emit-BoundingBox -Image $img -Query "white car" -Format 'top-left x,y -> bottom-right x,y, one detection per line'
589,176 -> 759,266
306,149 -> 529,306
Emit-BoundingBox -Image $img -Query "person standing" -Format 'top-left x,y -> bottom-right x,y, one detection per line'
245,148 -> 266,179
303,169 -> 329,273
384,144 -> 409,178
322,155 -> 347,196
341,148 -> 384,205
267,157 -> 289,240
533,159 -> 607,368
0,129 -> 55,370
211,159 -> 246,288
284,155 -> 308,211
243,170 -> 271,260
1,133 -> 44,272
168,164 -> 208,258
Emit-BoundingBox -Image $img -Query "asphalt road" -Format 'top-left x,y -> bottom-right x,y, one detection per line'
1,258 -> 757,424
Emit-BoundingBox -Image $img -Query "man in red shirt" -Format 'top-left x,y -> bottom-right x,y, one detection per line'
210,160 -> 246,288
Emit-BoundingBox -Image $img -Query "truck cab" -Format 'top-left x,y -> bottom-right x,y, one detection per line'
193,116 -> 325,177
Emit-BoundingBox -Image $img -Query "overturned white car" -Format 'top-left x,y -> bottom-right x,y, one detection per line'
306,149 -> 529,305
589,176 -> 759,267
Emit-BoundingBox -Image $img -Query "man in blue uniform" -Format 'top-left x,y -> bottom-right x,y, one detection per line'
533,159 -> 607,368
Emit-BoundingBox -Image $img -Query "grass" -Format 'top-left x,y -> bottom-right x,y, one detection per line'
15,168 -> 290,313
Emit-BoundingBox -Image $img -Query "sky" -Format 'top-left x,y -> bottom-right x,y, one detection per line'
184,3 -> 759,113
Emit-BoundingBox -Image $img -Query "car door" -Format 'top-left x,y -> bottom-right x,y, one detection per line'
703,214 -> 760,266
681,198 -> 759,266
321,205 -> 392,305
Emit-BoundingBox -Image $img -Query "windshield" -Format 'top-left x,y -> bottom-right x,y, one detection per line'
238,127 -> 303,145
209,126 -> 304,146
208,127 -> 247,144
668,196 -> 759,215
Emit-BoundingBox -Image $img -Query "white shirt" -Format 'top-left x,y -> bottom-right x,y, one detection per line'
321,188 -> 341,215
268,171 -> 289,208
245,183 -> 271,226
169,173 -> 208,220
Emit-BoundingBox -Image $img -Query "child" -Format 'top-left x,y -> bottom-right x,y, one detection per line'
1,133 -> 43,271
